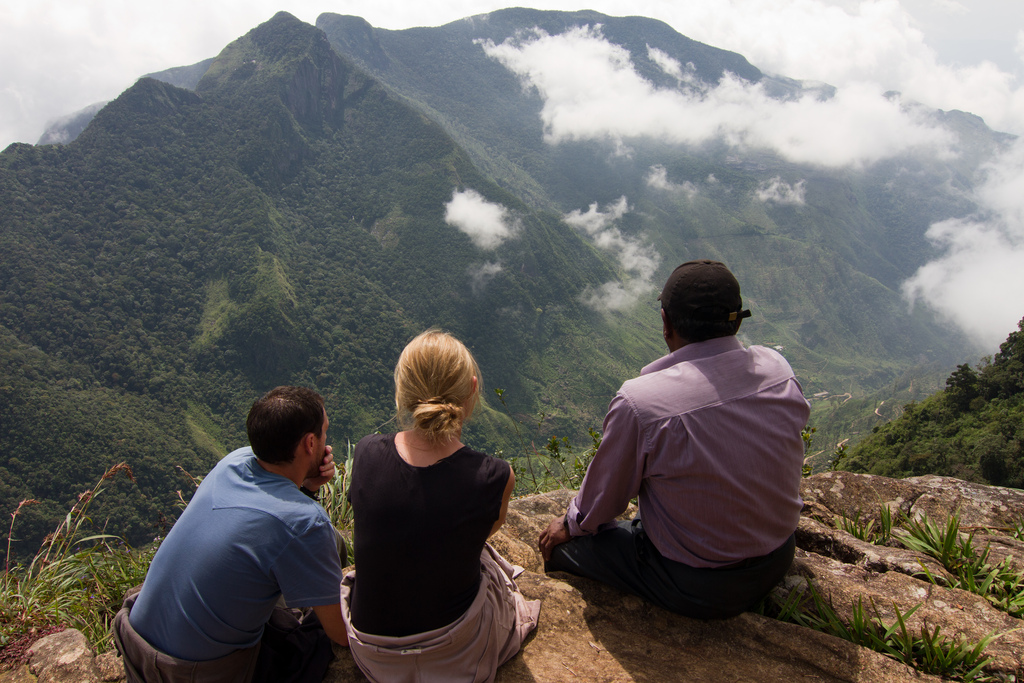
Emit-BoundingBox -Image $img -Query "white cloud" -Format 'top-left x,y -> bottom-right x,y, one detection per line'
581,279 -> 658,313
645,165 -> 699,198
646,44 -> 705,90
647,45 -> 684,81
563,195 -> 629,235
3,0 -> 1023,150
902,138 -> 1024,351
712,0 -> 1024,136
653,0 -> 1024,136
645,44 -> 707,94
563,196 -> 662,312
468,261 -> 503,294
480,26 -> 956,167
0,1 -> 268,148
37,102 -> 108,144
443,188 -> 519,250
756,176 -> 807,205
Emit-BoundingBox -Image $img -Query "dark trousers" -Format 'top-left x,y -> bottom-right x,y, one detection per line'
547,519 -> 795,619
113,589 -> 333,683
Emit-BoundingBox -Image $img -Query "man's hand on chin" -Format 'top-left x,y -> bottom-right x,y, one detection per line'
303,445 -> 336,491
539,515 -> 572,562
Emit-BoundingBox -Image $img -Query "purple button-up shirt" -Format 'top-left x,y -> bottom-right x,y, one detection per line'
565,335 -> 810,568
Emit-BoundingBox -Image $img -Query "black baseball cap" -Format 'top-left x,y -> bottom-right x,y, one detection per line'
659,260 -> 752,323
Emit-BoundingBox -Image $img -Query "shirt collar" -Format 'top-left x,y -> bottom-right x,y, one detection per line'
640,335 -> 745,375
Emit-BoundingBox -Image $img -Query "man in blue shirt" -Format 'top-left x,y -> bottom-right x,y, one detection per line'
114,386 -> 348,681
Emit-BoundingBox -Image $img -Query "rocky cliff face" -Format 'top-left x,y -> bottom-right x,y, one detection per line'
9,472 -> 1023,682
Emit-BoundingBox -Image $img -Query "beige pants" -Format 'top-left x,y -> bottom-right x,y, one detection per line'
341,544 -> 541,683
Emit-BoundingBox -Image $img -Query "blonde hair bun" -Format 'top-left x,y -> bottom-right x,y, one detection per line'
394,331 -> 482,444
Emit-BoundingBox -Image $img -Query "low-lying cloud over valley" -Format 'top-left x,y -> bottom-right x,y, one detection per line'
444,189 -> 519,250
562,197 -> 662,313
481,23 -> 1023,348
480,26 -> 956,168
903,138 -> 1024,349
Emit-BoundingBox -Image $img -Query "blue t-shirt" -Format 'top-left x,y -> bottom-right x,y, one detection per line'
129,447 -> 343,661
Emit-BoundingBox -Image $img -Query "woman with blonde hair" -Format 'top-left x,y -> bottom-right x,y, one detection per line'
341,330 -> 540,682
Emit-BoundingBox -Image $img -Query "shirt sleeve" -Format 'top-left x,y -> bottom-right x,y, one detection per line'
566,391 -> 646,536
272,516 -> 344,608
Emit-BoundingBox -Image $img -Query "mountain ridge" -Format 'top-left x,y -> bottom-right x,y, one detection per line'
312,8 -> 997,415
1,9 -> 1014,560
0,11 -> 655,559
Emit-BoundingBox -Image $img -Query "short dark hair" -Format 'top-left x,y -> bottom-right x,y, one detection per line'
246,386 -> 325,464
664,309 -> 741,343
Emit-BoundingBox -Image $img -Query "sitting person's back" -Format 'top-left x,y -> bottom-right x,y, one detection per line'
348,432 -> 508,636
539,260 -> 809,619
129,445 -> 340,660
340,330 -> 539,683
113,386 -> 349,683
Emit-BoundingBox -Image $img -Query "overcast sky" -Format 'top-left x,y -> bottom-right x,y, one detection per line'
2,0 -> 1022,348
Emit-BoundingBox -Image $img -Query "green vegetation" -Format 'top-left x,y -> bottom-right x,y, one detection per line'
3,8 -> 1021,676
0,446 -> 354,658
826,505 -> 1024,622
834,505 -> 895,546
757,505 -> 1024,680
764,584 -> 997,681
318,442 -> 356,567
492,388 -> 600,494
0,12 -> 647,562
899,512 -> 1024,619
845,318 -> 1024,486
1,392 -> 1016,676
319,7 -> 991,426
0,5 -> 1012,608
0,465 -> 153,654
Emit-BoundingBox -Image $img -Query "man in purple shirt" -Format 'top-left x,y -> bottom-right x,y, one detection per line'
539,260 -> 810,618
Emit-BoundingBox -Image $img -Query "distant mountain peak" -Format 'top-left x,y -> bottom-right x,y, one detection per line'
37,101 -> 108,145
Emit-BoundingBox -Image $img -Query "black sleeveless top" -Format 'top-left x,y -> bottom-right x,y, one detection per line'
347,433 -> 511,636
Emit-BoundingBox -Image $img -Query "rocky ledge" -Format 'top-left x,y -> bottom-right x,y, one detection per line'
6,472 -> 1023,682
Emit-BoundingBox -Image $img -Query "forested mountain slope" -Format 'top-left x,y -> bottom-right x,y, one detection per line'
845,319 -> 1024,486
1,9 -> 1017,559
317,9 -> 764,211
0,12 -> 654,560
316,9 -> 1009,440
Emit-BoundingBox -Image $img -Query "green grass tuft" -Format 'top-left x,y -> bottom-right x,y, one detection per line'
898,511 -> 1024,619
0,464 -> 155,654
762,580 -> 998,681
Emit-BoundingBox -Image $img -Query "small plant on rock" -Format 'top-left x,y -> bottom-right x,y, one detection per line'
835,505 -> 897,546
766,579 -> 998,682
900,511 -> 1024,619
493,388 -> 600,494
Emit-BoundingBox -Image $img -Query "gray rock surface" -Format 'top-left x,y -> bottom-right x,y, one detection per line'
5,471 -> 1021,682
27,629 -> 99,683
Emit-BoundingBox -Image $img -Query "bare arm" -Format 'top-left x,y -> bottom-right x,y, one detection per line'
311,603 -> 349,647
488,465 -> 515,537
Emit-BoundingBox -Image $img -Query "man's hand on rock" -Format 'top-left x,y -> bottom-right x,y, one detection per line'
539,514 -> 572,562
